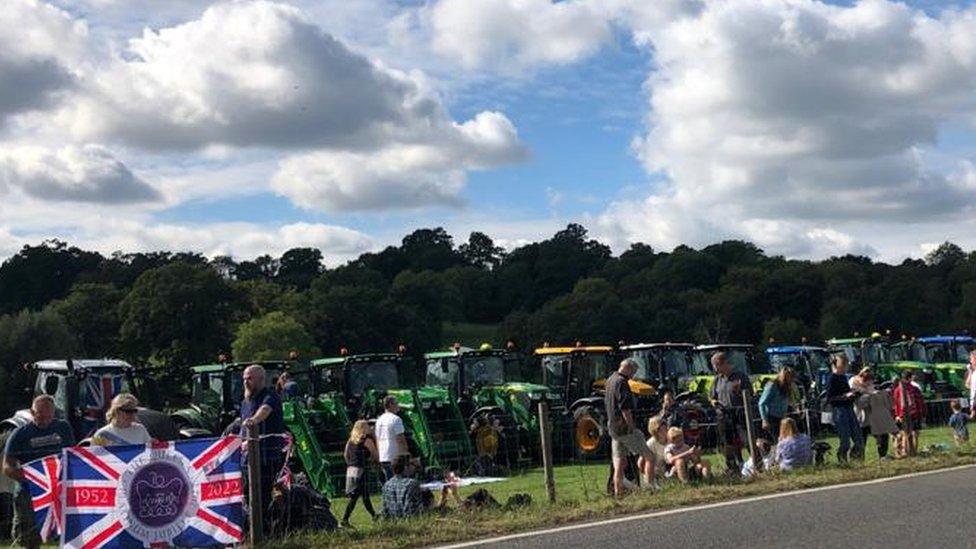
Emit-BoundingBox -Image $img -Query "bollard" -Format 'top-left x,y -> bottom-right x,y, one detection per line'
742,389 -> 759,472
537,401 -> 556,503
246,426 -> 263,545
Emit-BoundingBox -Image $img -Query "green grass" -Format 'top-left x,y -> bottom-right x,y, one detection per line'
277,427 -> 973,548
440,322 -> 499,348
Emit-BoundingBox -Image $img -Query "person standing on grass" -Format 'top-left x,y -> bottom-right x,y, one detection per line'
375,396 -> 408,481
966,351 -> 976,411
240,364 -> 287,526
605,358 -> 656,496
849,368 -> 896,459
826,354 -> 864,462
341,420 -> 379,527
893,369 -> 925,457
948,399 -> 969,446
3,395 -> 75,549
759,367 -> 794,442
709,352 -> 753,473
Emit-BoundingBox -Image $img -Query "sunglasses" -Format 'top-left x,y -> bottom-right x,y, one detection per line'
119,408 -> 138,414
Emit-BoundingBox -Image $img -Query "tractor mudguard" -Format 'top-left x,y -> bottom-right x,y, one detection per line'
569,397 -> 604,413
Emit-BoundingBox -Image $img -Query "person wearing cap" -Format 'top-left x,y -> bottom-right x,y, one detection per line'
375,395 -> 408,481
93,393 -> 151,446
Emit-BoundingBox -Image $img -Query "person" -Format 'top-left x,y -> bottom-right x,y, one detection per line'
849,368 -> 896,459
641,415 -> 668,479
758,367 -> 793,442
893,369 -> 925,457
948,399 -> 969,446
276,371 -> 299,400
775,418 -> 813,471
741,438 -> 776,478
239,364 -> 287,522
826,354 -> 864,462
709,352 -> 753,473
92,393 -> 151,446
381,456 -> 455,519
966,350 -> 976,410
604,358 -> 656,496
341,420 -> 378,527
375,396 -> 408,481
663,427 -> 711,483
3,395 -> 75,549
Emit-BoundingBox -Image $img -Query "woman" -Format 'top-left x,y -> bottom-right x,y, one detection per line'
775,418 -> 812,471
92,393 -> 151,446
759,367 -> 794,442
849,368 -> 895,458
342,420 -> 378,527
826,354 -> 864,462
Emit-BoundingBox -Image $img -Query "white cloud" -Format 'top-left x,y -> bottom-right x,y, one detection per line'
427,0 -> 612,72
272,110 -> 524,211
0,144 -> 159,204
596,0 -> 976,259
0,0 -> 88,126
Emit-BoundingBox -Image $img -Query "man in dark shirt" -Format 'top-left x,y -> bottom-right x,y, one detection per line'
3,395 -> 75,549
605,358 -> 655,496
826,354 -> 864,462
240,364 -> 286,524
709,352 -> 753,473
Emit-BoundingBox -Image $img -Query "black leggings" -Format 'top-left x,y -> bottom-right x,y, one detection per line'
862,427 -> 889,458
342,473 -> 376,522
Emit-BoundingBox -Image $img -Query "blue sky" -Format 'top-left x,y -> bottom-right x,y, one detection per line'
3,0 -> 976,263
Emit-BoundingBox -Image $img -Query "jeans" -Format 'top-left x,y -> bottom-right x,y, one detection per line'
833,405 -> 864,462
12,488 -> 39,549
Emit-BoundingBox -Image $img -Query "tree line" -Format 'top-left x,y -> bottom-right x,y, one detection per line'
1,224 -> 974,415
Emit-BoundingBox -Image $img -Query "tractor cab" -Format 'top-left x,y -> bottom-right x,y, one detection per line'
691,344 -> 775,395
766,346 -> 832,396
826,336 -> 888,370
309,353 -> 411,418
174,360 -> 291,437
883,337 -> 967,399
2,359 -> 178,442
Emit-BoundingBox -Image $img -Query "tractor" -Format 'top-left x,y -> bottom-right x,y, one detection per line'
618,343 -> 717,447
883,337 -> 965,416
170,360 -> 292,438
307,352 -> 474,478
534,345 -> 655,459
825,336 -> 889,372
424,344 -> 559,468
765,345 -> 833,433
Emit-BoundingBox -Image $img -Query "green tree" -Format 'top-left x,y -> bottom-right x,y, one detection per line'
276,247 -> 323,289
231,311 -> 320,361
0,240 -> 103,314
459,231 -> 505,270
0,309 -> 79,416
47,282 -> 124,357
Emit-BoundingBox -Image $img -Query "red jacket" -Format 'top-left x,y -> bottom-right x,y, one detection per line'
892,382 -> 925,421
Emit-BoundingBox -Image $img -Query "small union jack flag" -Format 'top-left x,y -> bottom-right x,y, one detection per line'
61,436 -> 244,548
82,374 -> 123,436
21,454 -> 63,542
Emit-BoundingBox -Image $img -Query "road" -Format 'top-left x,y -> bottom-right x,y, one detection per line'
442,465 -> 976,548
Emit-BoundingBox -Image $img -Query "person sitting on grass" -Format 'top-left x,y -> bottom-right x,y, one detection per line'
381,456 -> 456,519
741,438 -> 776,478
948,399 -> 969,446
641,415 -> 669,479
775,418 -> 813,471
663,427 -> 711,483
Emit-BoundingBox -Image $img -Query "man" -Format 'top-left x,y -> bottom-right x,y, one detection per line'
605,358 -> 655,496
3,395 -> 75,549
709,352 -> 753,473
239,364 -> 286,522
375,396 -> 408,481
380,456 -> 454,519
966,350 -> 976,411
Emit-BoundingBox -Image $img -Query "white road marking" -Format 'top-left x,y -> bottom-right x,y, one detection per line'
436,463 -> 976,548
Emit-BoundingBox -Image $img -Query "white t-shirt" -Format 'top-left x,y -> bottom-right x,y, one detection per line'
93,423 -> 151,446
645,437 -> 667,475
375,412 -> 405,463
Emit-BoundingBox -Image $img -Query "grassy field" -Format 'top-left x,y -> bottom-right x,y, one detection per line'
276,426 -> 972,548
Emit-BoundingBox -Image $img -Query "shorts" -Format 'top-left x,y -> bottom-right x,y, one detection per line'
610,430 -> 654,461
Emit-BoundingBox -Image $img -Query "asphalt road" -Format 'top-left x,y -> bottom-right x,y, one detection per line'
449,466 -> 976,549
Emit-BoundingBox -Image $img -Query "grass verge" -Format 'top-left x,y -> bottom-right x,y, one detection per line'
274,430 -> 976,549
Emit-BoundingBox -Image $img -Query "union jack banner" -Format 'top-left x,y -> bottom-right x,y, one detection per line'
60,436 -> 244,548
21,454 -> 63,542
82,375 -> 123,436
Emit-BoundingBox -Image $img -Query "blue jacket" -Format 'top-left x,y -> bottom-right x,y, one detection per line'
758,382 -> 790,422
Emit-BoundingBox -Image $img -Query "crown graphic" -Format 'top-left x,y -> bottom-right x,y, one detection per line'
134,472 -> 185,519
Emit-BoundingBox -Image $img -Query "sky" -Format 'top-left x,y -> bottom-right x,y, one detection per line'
3,0 -> 976,265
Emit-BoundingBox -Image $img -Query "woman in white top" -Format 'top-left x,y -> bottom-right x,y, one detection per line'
92,393 -> 152,446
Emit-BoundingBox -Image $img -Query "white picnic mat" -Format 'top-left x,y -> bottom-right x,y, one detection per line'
420,476 -> 505,491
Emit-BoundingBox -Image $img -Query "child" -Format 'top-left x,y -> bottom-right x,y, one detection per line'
741,438 -> 777,478
664,427 -> 712,483
948,399 -> 970,446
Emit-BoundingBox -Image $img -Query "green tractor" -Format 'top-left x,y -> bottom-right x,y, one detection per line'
534,345 -> 656,459
306,352 -> 474,477
825,336 -> 888,372
883,337 -> 966,405
170,360 -> 292,438
690,344 -> 777,396
424,344 -> 559,468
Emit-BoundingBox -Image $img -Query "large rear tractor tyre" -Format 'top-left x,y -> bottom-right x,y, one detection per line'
572,406 -> 608,460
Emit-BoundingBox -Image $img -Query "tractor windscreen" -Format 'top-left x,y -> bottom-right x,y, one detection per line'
347,361 -> 399,394
192,373 -> 223,408
426,359 -> 459,387
464,356 -> 505,386
541,352 -> 609,388
955,343 -> 974,363
769,353 -> 800,370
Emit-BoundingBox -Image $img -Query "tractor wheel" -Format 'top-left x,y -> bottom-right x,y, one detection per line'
572,406 -> 607,459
